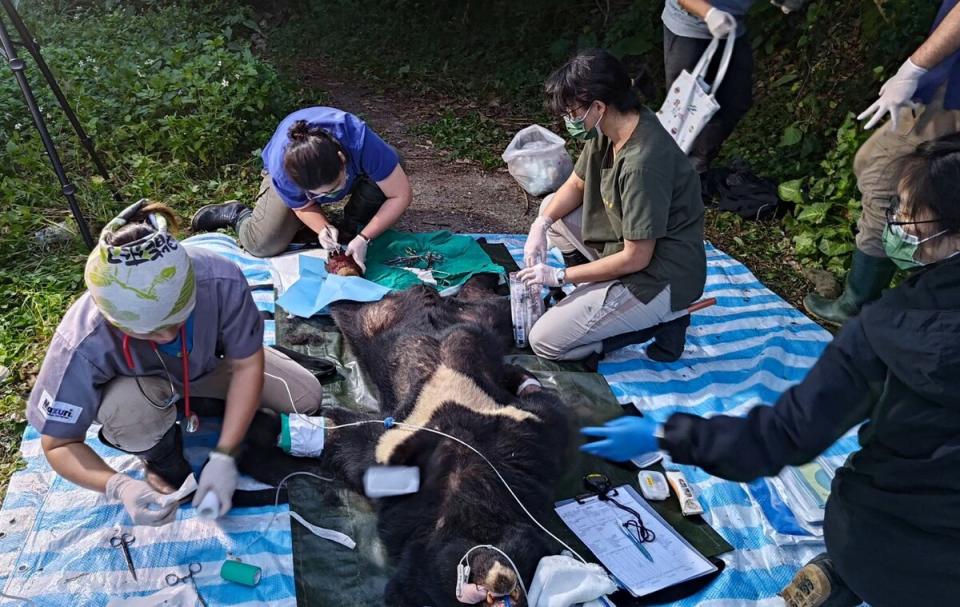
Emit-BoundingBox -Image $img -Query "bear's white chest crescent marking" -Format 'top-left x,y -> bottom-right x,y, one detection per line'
374,365 -> 539,464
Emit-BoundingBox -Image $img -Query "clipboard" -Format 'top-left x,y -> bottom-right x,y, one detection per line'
555,485 -> 718,598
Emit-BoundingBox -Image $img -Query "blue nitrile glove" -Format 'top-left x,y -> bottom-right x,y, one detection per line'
580,416 -> 659,462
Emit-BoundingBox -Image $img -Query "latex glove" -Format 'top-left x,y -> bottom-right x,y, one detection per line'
580,416 -> 660,462
705,7 -> 737,39
858,59 -> 927,130
192,452 -> 237,517
105,473 -> 178,526
524,216 -> 553,267
517,263 -> 562,288
317,225 -> 341,251
345,235 -> 369,272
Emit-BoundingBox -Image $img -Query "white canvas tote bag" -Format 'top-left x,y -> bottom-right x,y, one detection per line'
657,34 -> 736,154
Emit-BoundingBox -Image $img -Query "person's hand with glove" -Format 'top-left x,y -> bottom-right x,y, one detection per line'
106,472 -> 178,526
345,233 -> 370,272
580,416 -> 660,462
192,451 -> 238,517
317,225 -> 341,251
524,216 -> 553,267
517,263 -> 563,288
705,7 -> 737,39
858,59 -> 928,130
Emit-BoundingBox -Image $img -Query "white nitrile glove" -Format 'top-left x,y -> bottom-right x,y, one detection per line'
345,234 -> 369,272
192,452 -> 238,517
517,263 -> 563,288
524,216 -> 553,267
317,225 -> 341,251
105,473 -> 178,527
858,59 -> 928,130
705,7 -> 737,38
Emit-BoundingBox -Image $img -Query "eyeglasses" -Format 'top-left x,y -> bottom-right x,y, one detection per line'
562,104 -> 590,122
305,184 -> 345,203
886,195 -> 941,227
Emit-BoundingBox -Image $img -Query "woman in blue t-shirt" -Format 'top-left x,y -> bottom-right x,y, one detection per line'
191,107 -> 413,267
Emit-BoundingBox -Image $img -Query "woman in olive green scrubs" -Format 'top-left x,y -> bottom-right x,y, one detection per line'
517,49 -> 706,362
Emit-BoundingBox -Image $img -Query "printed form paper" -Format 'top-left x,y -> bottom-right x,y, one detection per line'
555,485 -> 717,597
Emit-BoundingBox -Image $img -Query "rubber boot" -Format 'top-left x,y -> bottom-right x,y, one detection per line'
803,250 -> 896,326
780,553 -> 862,607
190,200 -> 252,233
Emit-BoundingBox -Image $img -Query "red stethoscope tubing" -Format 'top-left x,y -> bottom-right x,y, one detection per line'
122,326 -> 192,422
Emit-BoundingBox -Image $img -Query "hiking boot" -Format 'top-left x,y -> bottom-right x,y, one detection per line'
804,249 -> 896,326
780,554 -> 861,607
190,200 -> 252,233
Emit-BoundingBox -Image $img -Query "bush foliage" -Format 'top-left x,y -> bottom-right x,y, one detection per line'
271,0 -> 937,274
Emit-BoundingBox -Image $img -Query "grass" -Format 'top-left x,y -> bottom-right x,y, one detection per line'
0,1 -> 297,498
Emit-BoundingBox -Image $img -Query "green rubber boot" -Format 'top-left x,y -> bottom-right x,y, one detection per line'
803,249 -> 897,326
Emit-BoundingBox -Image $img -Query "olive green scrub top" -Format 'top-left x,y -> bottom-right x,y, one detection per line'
573,107 -> 706,312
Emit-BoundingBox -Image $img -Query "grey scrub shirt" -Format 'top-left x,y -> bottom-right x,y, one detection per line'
26,248 -> 264,440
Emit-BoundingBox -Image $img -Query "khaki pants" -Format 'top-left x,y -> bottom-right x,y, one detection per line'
528,197 -> 682,360
854,86 -> 960,256
96,347 -> 322,452
237,173 -> 390,258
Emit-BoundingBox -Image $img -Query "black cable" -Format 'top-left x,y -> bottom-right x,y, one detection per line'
603,494 -> 656,543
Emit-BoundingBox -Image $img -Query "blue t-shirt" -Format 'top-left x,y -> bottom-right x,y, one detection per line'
261,107 -> 399,210
915,0 -> 960,110
662,0 -> 755,39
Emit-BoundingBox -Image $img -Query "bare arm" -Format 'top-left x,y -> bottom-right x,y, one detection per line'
912,2 -> 960,70
565,238 -> 655,284
292,202 -> 334,235
359,164 -> 413,239
217,348 -> 265,451
541,171 -> 586,221
41,435 -> 116,492
678,0 -> 714,19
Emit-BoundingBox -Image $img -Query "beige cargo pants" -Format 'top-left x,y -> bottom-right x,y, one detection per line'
854,86 -> 960,256
96,347 -> 322,452
528,196 -> 683,361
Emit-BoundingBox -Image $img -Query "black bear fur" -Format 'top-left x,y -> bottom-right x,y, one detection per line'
242,275 -> 571,606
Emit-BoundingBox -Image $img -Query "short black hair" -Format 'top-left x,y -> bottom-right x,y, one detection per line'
283,119 -> 345,191
544,49 -> 642,116
897,132 -> 960,234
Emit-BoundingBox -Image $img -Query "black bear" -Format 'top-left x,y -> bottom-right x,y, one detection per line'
244,275 -> 571,607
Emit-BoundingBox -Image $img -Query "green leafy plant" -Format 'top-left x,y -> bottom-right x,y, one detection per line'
779,114 -> 871,276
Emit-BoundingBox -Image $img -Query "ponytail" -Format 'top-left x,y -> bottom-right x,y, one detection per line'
103,201 -> 179,246
545,49 -> 644,115
283,119 -> 345,191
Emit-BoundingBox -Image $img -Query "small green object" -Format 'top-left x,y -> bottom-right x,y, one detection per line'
279,412 -> 292,454
220,559 -> 262,586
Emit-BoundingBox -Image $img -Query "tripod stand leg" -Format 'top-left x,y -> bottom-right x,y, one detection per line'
2,0 -> 121,203
0,16 -> 94,250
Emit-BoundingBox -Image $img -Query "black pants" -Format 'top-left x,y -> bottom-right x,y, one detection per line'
663,28 -> 754,172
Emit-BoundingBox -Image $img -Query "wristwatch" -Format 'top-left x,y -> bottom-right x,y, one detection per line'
556,268 -> 566,285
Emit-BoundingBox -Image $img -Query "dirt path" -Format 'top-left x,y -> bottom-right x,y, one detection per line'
287,57 -> 538,235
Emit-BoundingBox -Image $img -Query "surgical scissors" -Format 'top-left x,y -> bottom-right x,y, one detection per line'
166,562 -> 207,607
109,531 -> 137,581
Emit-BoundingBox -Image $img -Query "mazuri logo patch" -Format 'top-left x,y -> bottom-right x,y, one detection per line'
37,391 -> 82,425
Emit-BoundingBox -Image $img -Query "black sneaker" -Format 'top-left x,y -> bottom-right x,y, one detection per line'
190,200 -> 251,233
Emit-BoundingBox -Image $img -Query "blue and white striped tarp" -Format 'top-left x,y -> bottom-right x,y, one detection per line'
0,234 -> 854,606
484,234 -> 856,606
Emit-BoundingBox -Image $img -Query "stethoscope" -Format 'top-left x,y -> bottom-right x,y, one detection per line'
121,326 -> 199,433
